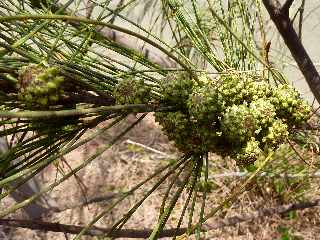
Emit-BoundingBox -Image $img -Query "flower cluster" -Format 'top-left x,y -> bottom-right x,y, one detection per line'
271,84 -> 311,126
18,65 -> 64,108
155,72 -> 311,165
159,72 -> 194,107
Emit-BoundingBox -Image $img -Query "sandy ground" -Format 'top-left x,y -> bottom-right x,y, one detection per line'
1,114 -> 320,240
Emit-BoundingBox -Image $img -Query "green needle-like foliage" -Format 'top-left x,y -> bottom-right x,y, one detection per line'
0,0 -> 316,239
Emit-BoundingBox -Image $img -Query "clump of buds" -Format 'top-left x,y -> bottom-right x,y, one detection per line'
155,72 -> 311,166
18,64 -> 64,108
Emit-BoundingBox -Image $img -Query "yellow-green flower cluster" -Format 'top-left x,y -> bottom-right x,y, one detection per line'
18,65 -> 64,108
271,84 -> 311,126
236,138 -> 262,165
249,99 -> 276,127
221,104 -> 257,143
155,72 -> 311,165
217,74 -> 272,110
262,119 -> 288,147
113,78 -> 151,105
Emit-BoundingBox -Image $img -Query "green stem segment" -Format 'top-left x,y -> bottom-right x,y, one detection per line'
0,104 -> 176,119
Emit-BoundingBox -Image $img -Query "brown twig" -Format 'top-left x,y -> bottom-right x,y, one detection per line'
0,219 -> 186,238
54,192 -> 122,212
298,0 -> 306,40
281,0 -> 295,16
262,0 -> 320,104
1,199 -> 319,238
85,0 -> 95,19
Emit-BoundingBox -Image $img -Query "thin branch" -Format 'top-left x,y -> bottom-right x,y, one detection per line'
0,104 -> 176,119
125,139 -> 174,158
298,0 -> 306,40
262,0 -> 320,104
54,192 -> 122,212
1,198 -> 319,238
56,3 -> 176,68
281,0 -> 295,16
286,138 -> 310,165
0,219 -> 184,238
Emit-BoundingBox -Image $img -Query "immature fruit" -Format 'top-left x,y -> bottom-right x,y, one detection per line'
154,111 -> 194,153
18,64 -> 64,108
187,83 -> 219,123
154,111 -> 220,154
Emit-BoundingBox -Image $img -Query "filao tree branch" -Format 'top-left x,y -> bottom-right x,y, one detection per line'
262,0 -> 320,104
1,198 -> 319,238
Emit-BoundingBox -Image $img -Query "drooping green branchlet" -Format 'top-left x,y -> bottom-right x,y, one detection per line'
113,78 -> 151,105
18,64 -> 64,108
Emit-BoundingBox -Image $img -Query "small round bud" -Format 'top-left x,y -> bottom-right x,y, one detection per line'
113,78 -> 151,105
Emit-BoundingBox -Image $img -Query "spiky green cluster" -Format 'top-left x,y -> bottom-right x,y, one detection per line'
113,78 -> 151,105
159,72 -> 194,107
18,65 -> 64,108
155,73 -> 311,165
217,74 -> 272,110
271,84 -> 311,126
